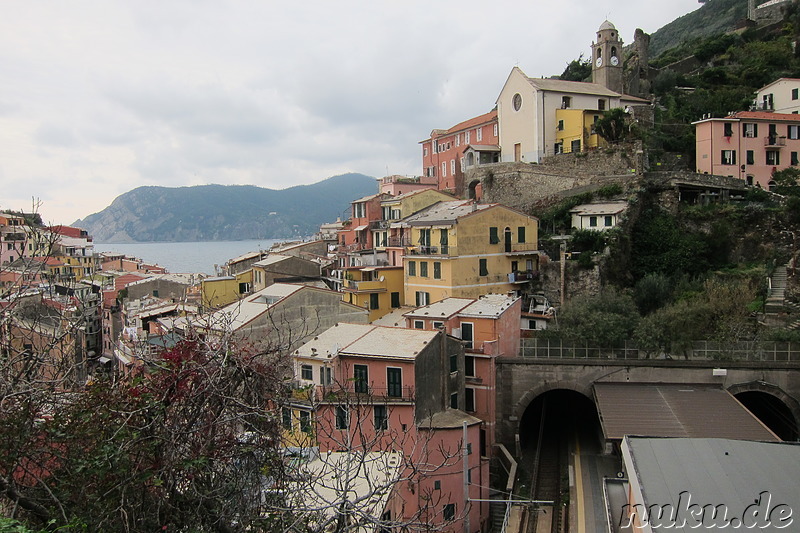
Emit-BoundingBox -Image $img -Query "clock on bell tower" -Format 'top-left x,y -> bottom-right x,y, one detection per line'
592,20 -> 623,94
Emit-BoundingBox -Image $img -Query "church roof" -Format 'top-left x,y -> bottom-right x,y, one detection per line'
599,20 -> 616,31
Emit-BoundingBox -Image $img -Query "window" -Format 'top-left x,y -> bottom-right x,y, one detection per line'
598,98 -> 606,111
424,146 -> 429,156
450,393 -> 458,409
744,123 -> 758,138
282,408 -> 292,430
420,261 -> 428,277
557,119 -> 564,131
465,355 -> 475,377
433,262 -> 441,279
789,125 -> 800,139
489,226 -> 499,244
335,406 -> 349,429
476,127 -> 482,142
589,216 -> 597,227
793,88 -> 799,100
320,366 -> 332,385
414,320 -> 424,329
353,202 -> 366,218
767,150 -> 781,165
441,161 -> 447,177
300,411 -> 312,433
443,503 -> 456,521
723,122 -> 733,137
434,480 -> 441,490
479,258 -> 488,276
793,152 -> 799,166
721,150 -> 736,165
747,150 -> 755,165
387,368 -> 402,397
391,292 -> 400,308
433,321 -> 444,329
301,364 -> 313,380
465,130 -> 470,143
419,228 -> 431,247
450,353 -> 458,373
408,260 -> 416,276
415,291 -> 430,306
455,133 -> 460,147
152,290 -> 159,298
561,96 -> 571,109
354,364 -> 369,393
516,226 -> 526,243
432,141 -> 437,154
451,159 -> 456,175
374,405 -> 388,430
465,388 -> 475,412
369,293 -> 379,310
461,322 -> 474,350
493,123 -> 498,136
604,215 -> 613,227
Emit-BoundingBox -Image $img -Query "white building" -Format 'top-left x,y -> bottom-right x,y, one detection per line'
753,77 -> 800,114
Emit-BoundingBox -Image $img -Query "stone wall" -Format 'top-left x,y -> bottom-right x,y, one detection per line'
470,143 -> 644,213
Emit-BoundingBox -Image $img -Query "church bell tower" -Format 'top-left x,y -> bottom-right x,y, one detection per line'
592,20 -> 624,94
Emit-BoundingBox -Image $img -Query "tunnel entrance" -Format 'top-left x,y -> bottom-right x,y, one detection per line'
518,389 -> 603,532
735,391 -> 798,441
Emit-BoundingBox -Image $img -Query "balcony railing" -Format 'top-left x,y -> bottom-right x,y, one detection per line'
316,385 -> 415,403
765,135 -> 787,147
508,270 -> 538,283
387,236 -> 412,247
409,245 -> 452,256
343,279 -> 386,292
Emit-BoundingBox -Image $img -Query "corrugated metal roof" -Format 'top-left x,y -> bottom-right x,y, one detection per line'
594,383 -> 779,441
625,437 -> 800,531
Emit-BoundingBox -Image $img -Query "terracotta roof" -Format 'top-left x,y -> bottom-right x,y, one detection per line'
735,111 -> 800,121
421,110 -> 497,142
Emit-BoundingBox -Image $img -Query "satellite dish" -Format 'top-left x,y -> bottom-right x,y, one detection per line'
379,276 -> 385,282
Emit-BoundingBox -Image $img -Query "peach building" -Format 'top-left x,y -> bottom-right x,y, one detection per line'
693,111 -> 800,189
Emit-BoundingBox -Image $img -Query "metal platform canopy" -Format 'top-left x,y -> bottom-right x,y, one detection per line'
593,383 -> 780,443
621,437 -> 800,532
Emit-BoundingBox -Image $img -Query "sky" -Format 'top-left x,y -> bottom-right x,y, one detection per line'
0,1 -> 703,226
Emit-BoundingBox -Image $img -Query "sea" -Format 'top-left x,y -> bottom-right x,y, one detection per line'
92,239 -> 284,276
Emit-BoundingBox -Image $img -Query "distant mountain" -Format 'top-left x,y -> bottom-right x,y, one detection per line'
75,173 -> 377,243
648,0 -> 748,58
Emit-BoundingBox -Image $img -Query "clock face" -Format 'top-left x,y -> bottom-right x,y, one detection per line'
596,57 -> 603,67
610,55 -> 619,66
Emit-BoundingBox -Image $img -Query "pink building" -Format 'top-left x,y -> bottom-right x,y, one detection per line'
0,213 -> 29,265
292,323 -> 490,532
403,294 -> 522,453
693,111 -> 800,189
377,174 -> 438,196
420,110 -> 499,196
337,193 -> 388,267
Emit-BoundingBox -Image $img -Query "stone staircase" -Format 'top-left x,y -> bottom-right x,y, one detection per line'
765,265 -> 800,329
765,265 -> 788,314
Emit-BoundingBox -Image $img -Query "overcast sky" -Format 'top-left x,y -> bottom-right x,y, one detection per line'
0,1 -> 702,225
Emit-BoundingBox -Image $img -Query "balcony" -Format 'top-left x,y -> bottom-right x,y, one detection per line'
315,385 -> 415,403
765,136 -> 787,147
504,242 -> 540,255
370,220 -> 391,230
342,279 -> 386,292
508,270 -> 538,283
409,245 -> 453,256
387,236 -> 412,248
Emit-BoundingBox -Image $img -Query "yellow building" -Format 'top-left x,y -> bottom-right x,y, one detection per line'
377,189 -> 455,267
341,265 -> 404,321
401,201 -> 539,304
555,108 -> 606,154
200,270 -> 253,309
